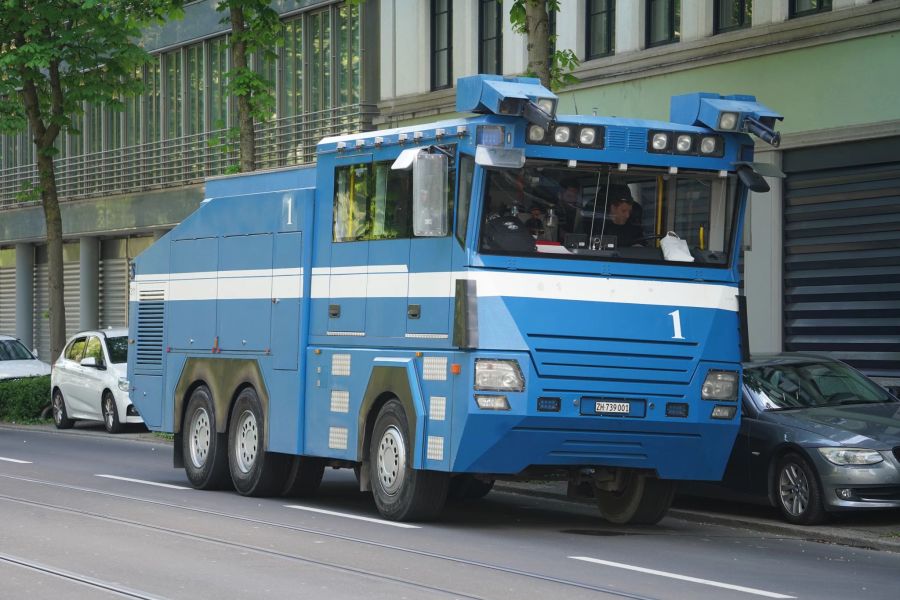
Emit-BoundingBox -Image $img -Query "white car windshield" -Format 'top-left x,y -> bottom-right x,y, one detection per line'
0,340 -> 35,361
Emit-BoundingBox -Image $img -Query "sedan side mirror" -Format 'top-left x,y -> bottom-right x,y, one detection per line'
80,357 -> 105,370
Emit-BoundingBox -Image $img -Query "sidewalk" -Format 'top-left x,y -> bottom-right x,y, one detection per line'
5,422 -> 900,553
495,480 -> 900,554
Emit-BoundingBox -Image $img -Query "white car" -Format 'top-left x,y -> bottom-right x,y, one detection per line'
51,328 -> 143,433
0,335 -> 51,380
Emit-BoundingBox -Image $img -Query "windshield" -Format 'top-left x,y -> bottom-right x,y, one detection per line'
0,340 -> 35,361
106,336 -> 128,364
744,361 -> 897,410
478,161 -> 739,265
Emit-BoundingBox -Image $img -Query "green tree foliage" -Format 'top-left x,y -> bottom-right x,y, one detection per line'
216,0 -> 282,173
508,0 -> 579,90
0,0 -> 183,363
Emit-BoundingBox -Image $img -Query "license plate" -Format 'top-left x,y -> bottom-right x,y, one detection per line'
595,401 -> 630,414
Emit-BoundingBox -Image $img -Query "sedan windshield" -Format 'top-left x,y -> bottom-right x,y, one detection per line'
479,161 -> 739,265
745,361 -> 897,410
106,336 -> 128,364
0,340 -> 35,361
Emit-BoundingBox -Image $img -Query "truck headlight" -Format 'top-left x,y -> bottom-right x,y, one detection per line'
818,448 -> 883,466
118,377 -> 130,392
701,370 -> 738,401
474,359 -> 525,392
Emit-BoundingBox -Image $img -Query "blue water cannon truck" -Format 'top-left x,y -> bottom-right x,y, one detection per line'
127,75 -> 782,523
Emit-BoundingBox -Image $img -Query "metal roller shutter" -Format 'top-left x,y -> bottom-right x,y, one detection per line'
0,267 -> 15,335
99,258 -> 129,328
782,137 -> 900,381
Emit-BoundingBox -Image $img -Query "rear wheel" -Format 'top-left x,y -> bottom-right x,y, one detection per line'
183,385 -> 230,490
369,400 -> 448,521
102,392 -> 122,434
52,389 -> 74,429
775,453 -> 826,525
228,387 -> 290,496
595,471 -> 675,525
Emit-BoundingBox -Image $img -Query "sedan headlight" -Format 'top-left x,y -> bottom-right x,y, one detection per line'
818,448 -> 883,466
118,377 -> 130,392
474,359 -> 525,392
701,370 -> 739,401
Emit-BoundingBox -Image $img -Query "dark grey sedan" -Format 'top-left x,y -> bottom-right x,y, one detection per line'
714,354 -> 900,525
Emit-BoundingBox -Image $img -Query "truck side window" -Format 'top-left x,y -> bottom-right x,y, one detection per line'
456,154 -> 475,246
333,163 -> 371,242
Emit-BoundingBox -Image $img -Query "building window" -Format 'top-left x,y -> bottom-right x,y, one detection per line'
479,0 -> 502,75
336,3 -> 361,106
208,36 -> 229,131
431,0 -> 452,90
715,0 -> 751,33
163,50 -> 183,140
586,0 -> 615,59
790,0 -> 832,18
646,0 -> 680,47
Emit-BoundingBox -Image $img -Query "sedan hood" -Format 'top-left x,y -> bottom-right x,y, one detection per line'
0,359 -> 51,380
767,403 -> 900,448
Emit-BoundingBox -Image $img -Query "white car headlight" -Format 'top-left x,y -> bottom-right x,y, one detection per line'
474,359 -> 525,392
818,448 -> 883,466
701,370 -> 739,401
118,377 -> 130,392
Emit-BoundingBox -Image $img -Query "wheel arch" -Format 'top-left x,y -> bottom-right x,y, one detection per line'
357,360 -> 426,469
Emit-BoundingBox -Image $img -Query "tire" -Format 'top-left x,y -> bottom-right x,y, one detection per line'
52,389 -> 74,429
369,399 -> 449,521
595,471 -> 675,525
102,391 -> 122,434
227,387 -> 290,497
775,453 -> 826,525
448,475 -> 495,501
281,456 -> 326,497
182,385 -> 230,490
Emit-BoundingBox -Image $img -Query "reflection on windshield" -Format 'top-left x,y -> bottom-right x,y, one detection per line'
478,161 -> 738,265
0,340 -> 34,361
744,362 -> 896,410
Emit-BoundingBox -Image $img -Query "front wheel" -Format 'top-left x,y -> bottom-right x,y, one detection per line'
228,387 -> 290,496
182,385 -> 230,490
775,453 -> 826,525
595,471 -> 675,525
369,400 -> 448,521
52,389 -> 74,429
102,392 -> 122,434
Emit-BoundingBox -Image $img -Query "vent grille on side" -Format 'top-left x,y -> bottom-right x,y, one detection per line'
136,288 -> 165,367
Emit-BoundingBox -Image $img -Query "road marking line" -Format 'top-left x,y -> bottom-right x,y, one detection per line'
95,474 -> 190,490
0,457 -> 32,464
570,556 -> 796,599
284,504 -> 421,529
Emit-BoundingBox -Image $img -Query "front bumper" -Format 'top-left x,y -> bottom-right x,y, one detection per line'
810,449 -> 900,511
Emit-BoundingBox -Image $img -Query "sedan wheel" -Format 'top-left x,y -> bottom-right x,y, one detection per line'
52,390 -> 74,429
102,392 -> 123,434
775,453 -> 826,525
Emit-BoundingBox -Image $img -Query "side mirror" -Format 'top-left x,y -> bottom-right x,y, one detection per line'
80,356 -> 104,370
412,152 -> 449,237
737,165 -> 770,194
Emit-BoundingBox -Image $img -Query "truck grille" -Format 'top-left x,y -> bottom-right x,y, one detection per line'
527,332 -> 698,399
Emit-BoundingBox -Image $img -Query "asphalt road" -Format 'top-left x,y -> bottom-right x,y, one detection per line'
1,424 -> 899,600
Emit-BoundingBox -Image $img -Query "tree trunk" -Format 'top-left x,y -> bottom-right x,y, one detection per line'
524,0 -> 551,89
230,7 -> 256,173
36,150 -> 66,363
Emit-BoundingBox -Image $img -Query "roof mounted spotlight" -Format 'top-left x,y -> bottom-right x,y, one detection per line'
670,92 -> 784,147
456,74 -> 558,128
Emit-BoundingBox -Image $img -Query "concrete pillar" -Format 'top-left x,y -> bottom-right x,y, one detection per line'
556,0 -> 585,61
752,1 -> 789,27
502,1 -> 527,76
615,0 -> 645,55
743,149 -> 784,354
681,1 -> 713,42
79,236 -> 99,331
15,243 -> 34,351
833,0 -> 874,9
453,0 -> 480,79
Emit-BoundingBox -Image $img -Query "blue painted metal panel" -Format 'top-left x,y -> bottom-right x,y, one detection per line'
407,237 -> 453,337
217,234 -> 273,351
168,238 -> 217,350
366,239 -> 410,340
132,374 -> 163,429
272,231 -> 303,370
